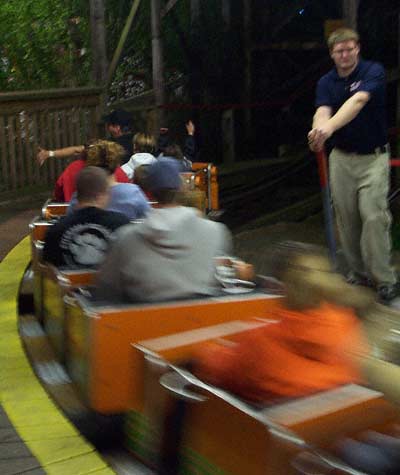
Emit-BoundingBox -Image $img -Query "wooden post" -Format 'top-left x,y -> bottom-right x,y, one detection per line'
190,0 -> 201,88
151,0 -> 165,131
222,109 -> 235,165
221,0 -> 236,163
89,0 -> 108,85
191,0 -> 200,23
189,0 -> 202,116
243,0 -> 252,147
397,10 -> 400,140
396,9 -> 400,172
221,0 -> 231,33
107,0 -> 142,88
342,0 -> 359,30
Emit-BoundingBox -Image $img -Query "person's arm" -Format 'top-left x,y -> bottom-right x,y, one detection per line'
328,91 -> 370,131
312,106 -> 332,129
37,145 -> 84,166
184,120 -> 196,162
309,92 -> 370,151
308,106 -> 332,151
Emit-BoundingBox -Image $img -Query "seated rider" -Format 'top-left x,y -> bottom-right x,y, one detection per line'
94,159 -> 232,302
121,133 -> 157,181
69,140 -> 150,221
53,146 -> 128,202
194,241 -> 370,403
43,167 -> 130,269
37,108 -> 135,167
160,144 -> 192,172
156,120 -> 197,163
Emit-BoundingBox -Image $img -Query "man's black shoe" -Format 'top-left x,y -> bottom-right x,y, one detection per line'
377,283 -> 400,304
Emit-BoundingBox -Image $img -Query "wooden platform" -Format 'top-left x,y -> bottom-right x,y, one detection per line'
0,237 -> 116,475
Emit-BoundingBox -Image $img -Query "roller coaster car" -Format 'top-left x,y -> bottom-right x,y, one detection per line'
125,318 -> 280,466
41,199 -> 70,220
156,367 -> 400,475
63,290 -> 282,414
39,163 -> 218,217
29,216 -> 96,324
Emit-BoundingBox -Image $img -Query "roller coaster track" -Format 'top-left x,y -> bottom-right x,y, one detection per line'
219,152 -> 321,229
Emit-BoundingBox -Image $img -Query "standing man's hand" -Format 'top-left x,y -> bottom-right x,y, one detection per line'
308,123 -> 334,152
37,147 -> 49,166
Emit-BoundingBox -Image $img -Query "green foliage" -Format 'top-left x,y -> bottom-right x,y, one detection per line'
0,0 -> 90,90
0,0 -> 229,100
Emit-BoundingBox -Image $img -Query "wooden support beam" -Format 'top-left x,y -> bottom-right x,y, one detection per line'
342,0 -> 360,29
89,0 -> 108,86
396,10 -> 400,159
190,0 -> 200,24
151,0 -> 165,129
242,0 -> 252,143
221,0 -> 231,32
161,0 -> 180,19
252,42 -> 326,51
107,0 -> 142,88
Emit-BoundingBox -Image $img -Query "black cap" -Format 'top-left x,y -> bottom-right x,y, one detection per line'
102,109 -> 133,127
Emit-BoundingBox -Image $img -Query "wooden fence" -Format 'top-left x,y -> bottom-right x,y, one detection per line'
0,87 -> 103,195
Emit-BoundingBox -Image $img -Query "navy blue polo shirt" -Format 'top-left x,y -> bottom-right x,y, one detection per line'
315,59 -> 387,154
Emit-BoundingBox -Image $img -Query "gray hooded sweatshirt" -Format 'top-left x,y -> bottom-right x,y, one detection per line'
95,206 -> 232,302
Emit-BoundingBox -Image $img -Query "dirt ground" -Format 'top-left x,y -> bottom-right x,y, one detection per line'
0,208 -> 40,261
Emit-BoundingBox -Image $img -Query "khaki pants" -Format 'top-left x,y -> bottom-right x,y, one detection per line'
329,147 -> 396,285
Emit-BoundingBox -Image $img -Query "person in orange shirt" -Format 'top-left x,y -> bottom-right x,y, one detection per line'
195,241 -> 371,403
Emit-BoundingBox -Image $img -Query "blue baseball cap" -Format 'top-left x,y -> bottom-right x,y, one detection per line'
146,159 -> 182,192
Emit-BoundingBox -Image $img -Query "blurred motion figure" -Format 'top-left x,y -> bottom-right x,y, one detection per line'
95,159 -> 231,302
195,241 -> 370,403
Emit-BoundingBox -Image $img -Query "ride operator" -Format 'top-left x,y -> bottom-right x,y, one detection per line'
308,27 -> 398,303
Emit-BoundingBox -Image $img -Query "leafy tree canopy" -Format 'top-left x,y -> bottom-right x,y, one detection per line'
0,0 -> 90,90
0,0 -> 224,99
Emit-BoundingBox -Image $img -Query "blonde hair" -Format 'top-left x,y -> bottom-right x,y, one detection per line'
133,133 -> 156,154
327,28 -> 359,50
85,140 -> 125,174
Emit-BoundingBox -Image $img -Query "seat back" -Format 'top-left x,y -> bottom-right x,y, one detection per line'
41,199 -> 69,220
191,163 -> 219,212
125,318 -> 274,467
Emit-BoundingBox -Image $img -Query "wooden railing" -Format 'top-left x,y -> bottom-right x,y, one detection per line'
0,87 -> 103,194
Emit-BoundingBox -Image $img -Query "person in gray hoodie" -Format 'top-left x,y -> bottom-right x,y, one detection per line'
95,159 -> 232,302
